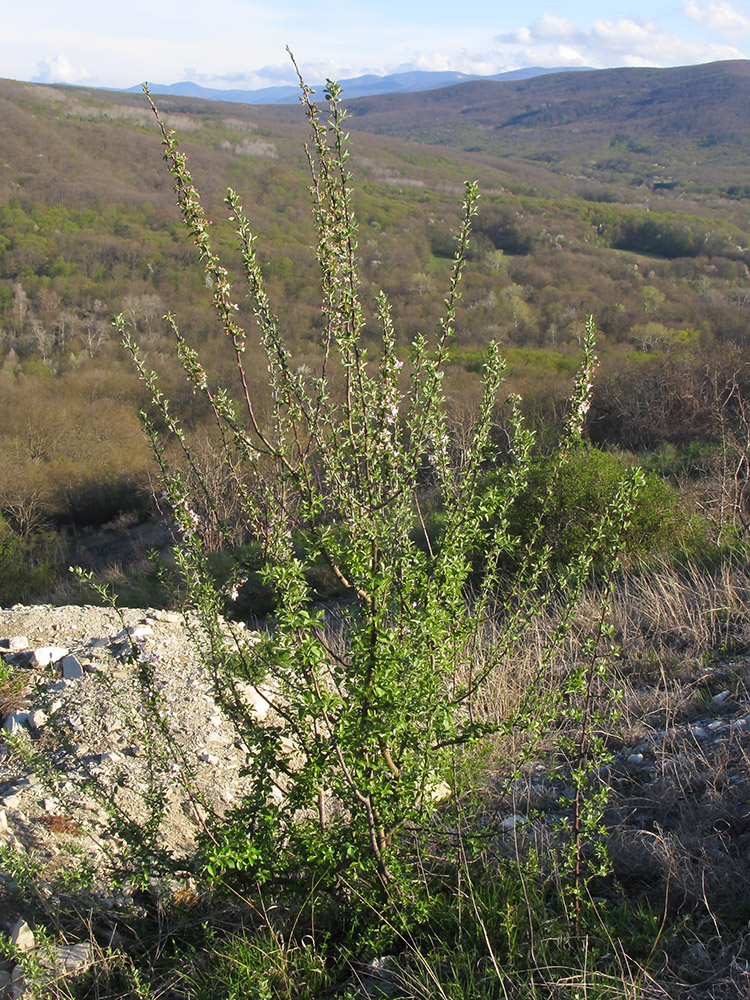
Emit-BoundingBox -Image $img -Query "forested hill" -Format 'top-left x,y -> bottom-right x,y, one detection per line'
327,59 -> 750,191
343,60 -> 750,138
3,65 -> 750,570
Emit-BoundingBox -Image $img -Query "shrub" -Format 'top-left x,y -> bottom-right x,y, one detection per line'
0,515 -> 60,605
504,446 -> 694,571
120,71 -> 642,920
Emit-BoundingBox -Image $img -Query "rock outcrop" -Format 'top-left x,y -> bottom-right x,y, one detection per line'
0,603 -> 263,997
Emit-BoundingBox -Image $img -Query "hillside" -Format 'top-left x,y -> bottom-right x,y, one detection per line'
335,60 -> 750,193
2,70 -> 750,599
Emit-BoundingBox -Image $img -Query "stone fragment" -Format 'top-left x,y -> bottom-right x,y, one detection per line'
27,709 -> 47,730
5,637 -> 29,652
206,730 -> 230,744
238,683 -> 272,719
357,955 -> 401,997
0,970 -> 9,992
2,711 -> 30,735
113,624 -> 153,642
712,689 -> 730,703
60,655 -> 84,680
10,918 -> 35,952
10,965 -> 25,1000
53,942 -> 92,972
197,751 -> 219,765
31,646 -> 68,667
3,651 -> 34,669
689,941 -> 709,963
269,785 -> 285,804
501,814 -> 527,831
427,779 -> 452,802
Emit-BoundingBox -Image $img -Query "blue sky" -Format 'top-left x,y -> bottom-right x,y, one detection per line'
4,1 -> 750,91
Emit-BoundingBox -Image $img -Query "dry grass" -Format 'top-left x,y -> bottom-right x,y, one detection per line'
459,558 -> 750,998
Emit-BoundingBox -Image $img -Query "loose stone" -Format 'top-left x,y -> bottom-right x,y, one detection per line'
5,637 -> 29,652
10,919 -> 35,953
31,647 -> 69,667
2,712 -> 30,736
27,710 -> 47,730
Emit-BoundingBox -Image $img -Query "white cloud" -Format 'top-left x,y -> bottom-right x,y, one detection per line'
494,13 -> 745,69
35,54 -> 91,84
182,64 -> 298,90
684,1 -> 750,34
534,15 -> 576,41
589,17 -> 674,57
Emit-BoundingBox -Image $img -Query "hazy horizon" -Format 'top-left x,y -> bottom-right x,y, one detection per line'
3,1 -> 750,95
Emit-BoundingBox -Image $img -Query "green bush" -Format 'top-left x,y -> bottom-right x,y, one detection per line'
0,515 -> 60,605
119,75 -> 642,947
504,446 -> 693,570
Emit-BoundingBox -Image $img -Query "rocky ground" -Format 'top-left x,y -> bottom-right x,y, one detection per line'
0,603 -> 265,998
2,603 -> 750,998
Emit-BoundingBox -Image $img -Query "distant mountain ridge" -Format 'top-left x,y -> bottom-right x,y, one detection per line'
127,66 -> 594,105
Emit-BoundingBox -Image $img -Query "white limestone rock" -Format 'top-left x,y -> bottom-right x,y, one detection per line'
27,709 -> 47,730
2,711 -> 30,735
31,646 -> 69,668
10,919 -> 35,953
427,779 -> 452,803
237,683 -> 272,720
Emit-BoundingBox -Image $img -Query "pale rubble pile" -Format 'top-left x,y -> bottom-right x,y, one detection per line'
0,603 -> 266,998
